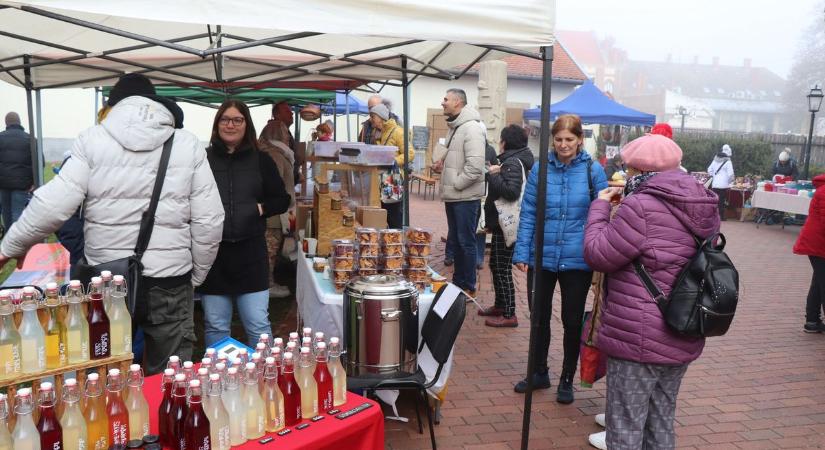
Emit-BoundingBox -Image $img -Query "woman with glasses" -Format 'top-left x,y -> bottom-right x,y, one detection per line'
198,100 -> 291,347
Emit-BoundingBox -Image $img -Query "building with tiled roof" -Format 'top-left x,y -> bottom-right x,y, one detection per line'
459,42 -> 587,83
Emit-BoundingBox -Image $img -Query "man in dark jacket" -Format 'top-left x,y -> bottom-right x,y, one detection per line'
0,112 -> 34,230
479,124 -> 534,327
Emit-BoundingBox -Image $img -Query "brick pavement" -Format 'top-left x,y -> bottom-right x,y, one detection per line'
381,194 -> 825,449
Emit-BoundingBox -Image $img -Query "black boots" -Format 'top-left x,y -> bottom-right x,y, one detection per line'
514,370 -> 551,393
556,372 -> 575,404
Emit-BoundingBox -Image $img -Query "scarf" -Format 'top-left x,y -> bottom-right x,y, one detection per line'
624,172 -> 659,197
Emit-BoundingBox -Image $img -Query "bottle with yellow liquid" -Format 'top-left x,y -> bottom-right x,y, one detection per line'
328,337 -> 347,406
221,367 -> 245,446
0,291 -> 21,380
242,362 -> 266,439
296,347 -> 318,419
60,378 -> 88,450
17,286 -> 46,374
82,373 -> 108,450
0,393 -> 13,450
43,282 -> 67,369
64,280 -> 90,364
204,373 -> 230,450
11,388 -> 40,450
262,356 -> 285,433
125,364 -> 150,440
99,270 -> 113,315
108,275 -> 132,356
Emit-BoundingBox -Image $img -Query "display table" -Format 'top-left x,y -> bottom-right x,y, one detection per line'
143,370 -> 384,450
295,251 -> 452,396
751,190 -> 811,215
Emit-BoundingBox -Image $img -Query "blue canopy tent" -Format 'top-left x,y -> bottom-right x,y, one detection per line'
523,80 -> 656,126
321,92 -> 370,115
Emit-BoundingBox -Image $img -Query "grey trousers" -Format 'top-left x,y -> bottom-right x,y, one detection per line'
606,357 -> 689,450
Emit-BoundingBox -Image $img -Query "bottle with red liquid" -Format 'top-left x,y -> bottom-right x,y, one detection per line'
167,355 -> 182,374
37,381 -> 63,450
184,380 -> 211,450
280,352 -> 302,427
105,368 -> 129,446
313,342 -> 334,412
86,277 -> 110,359
168,373 -> 189,450
157,368 -> 176,449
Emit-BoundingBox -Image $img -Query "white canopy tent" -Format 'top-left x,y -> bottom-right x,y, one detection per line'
0,2 -> 560,447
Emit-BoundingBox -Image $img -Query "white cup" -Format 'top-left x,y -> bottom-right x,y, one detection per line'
304,238 -> 318,255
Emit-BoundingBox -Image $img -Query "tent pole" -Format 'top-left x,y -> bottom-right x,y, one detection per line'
35,89 -> 44,187
23,55 -> 39,188
94,87 -> 100,124
402,56 -> 410,227
345,90 -> 351,142
333,96 -> 338,142
521,45 -> 553,450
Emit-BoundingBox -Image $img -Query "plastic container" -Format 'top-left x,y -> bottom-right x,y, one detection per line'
356,228 -> 379,245
332,269 -> 354,284
382,243 -> 404,257
331,240 -> 355,258
381,256 -> 404,270
330,257 -> 355,271
378,229 -> 403,245
356,256 -> 378,270
404,268 -> 429,282
404,227 -> 432,245
358,244 -> 380,257
405,242 -> 431,257
406,256 -> 429,269
357,269 -> 379,277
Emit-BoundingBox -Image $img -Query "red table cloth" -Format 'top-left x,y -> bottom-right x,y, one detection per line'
143,370 -> 384,449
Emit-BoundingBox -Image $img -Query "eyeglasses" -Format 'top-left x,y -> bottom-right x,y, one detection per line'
219,116 -> 245,126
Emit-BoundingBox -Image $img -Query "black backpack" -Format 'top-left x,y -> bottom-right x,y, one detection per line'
634,233 -> 739,338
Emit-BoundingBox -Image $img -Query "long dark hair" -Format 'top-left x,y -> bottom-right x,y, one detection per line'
211,99 -> 258,151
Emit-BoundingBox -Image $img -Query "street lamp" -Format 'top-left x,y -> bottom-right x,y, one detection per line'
678,105 -> 688,132
804,85 -> 823,180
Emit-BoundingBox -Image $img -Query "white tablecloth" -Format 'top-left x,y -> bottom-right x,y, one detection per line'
751,190 -> 811,215
295,251 -> 452,396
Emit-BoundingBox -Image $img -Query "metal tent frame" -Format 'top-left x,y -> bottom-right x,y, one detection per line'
0,4 -> 557,448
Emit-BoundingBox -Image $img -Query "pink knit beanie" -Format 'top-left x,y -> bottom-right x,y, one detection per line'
621,134 -> 683,172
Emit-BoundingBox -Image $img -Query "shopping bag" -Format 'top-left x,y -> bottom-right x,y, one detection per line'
580,272 -> 608,388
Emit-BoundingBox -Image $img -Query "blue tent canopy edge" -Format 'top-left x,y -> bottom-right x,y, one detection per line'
523,80 -> 656,126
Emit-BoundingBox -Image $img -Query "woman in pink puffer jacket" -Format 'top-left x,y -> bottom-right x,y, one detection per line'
584,134 -> 720,450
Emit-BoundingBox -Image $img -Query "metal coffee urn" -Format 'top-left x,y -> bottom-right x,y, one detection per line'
342,275 -> 418,376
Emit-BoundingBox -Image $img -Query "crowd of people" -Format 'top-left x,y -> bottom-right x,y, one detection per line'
0,73 -> 823,450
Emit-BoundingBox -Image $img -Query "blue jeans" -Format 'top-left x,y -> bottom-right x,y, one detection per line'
201,290 -> 271,348
445,220 -> 485,267
445,200 -> 480,292
0,189 -> 29,230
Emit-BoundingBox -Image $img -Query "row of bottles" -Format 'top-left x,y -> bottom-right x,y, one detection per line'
0,363 -> 151,450
0,273 -> 133,381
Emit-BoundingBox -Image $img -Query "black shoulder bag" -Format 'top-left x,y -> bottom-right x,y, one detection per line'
74,133 -> 175,314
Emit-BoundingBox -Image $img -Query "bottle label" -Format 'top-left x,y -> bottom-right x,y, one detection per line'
38,344 -> 46,368
93,333 -> 109,358
59,341 -> 67,365
219,426 -> 230,449
112,420 -> 128,444
78,438 -> 86,450
197,436 -> 210,450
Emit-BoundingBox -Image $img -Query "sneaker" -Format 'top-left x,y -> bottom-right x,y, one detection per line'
269,284 -> 291,298
588,431 -> 607,450
804,321 -> 825,333
556,373 -> 574,404
477,306 -> 505,317
514,371 -> 551,393
443,258 -> 454,267
594,413 -> 605,428
485,316 -> 518,328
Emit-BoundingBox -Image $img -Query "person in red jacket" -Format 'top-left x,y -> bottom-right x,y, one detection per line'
793,174 -> 825,333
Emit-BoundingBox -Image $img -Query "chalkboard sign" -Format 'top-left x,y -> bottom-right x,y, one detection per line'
412,126 -> 429,150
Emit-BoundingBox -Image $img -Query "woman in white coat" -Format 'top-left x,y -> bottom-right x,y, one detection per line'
707,144 -> 735,221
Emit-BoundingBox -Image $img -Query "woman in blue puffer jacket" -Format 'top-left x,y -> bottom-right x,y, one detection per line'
512,114 -> 607,403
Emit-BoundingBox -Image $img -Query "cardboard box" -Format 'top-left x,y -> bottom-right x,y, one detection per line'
361,208 -> 387,229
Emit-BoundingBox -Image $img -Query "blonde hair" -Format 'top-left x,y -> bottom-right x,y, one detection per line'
96,105 -> 111,124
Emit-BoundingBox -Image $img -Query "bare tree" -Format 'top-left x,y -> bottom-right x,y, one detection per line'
783,0 -> 825,134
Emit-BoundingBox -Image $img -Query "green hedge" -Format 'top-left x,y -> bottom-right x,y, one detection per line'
627,132 -> 773,177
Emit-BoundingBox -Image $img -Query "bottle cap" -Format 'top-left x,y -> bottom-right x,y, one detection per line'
130,364 -> 141,372
300,347 -> 311,354
91,276 -> 102,285
109,368 -> 121,377
201,358 -> 212,365
69,279 -> 81,288
189,379 -> 200,388
251,352 -> 261,360
198,368 -> 208,376
163,368 -> 175,377
183,361 -> 193,369
227,367 -> 238,375
260,333 -> 269,340
17,388 -> 31,397
113,275 -> 125,284
174,374 -> 186,382
100,270 -> 112,278
265,357 -> 275,364
65,378 -> 77,387
46,282 -> 58,291
284,352 -> 294,360
169,355 -> 180,363
245,362 -> 256,370
22,286 -> 35,294
87,373 -> 99,381
40,382 -> 53,391
330,337 -> 340,344
209,373 -> 220,381
317,342 -> 327,350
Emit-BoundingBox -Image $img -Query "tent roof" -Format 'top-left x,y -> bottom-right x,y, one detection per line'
100,86 -> 335,108
0,1 -> 556,91
523,80 -> 656,126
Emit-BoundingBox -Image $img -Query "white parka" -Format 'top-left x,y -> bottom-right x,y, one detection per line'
0,96 -> 224,286
435,107 -> 486,202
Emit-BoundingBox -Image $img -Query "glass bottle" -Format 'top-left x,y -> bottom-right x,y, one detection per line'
196,368 -> 210,391
124,365 -> 149,441
236,348 -> 249,367
204,373 -> 230,450
301,337 -> 316,372
99,271 -> 113,315
257,334 -> 271,357
328,337 -> 347,406
296,347 -> 318,419
43,282 -> 68,369
262,357 -> 285,433
313,342 -> 334,412
18,286 -> 46,373
82,373 -> 107,450
284,342 -> 298,367
167,355 -> 182,374
108,275 -> 132,357
241,363 -> 265,439
105,369 -> 129,446
313,331 -> 325,355
250,353 -> 264,393
184,380 -> 210,450
36,382 -> 63,450
12,388 -> 40,450
200,358 -> 213,375
272,337 -> 284,353
220,367 -> 245,446
287,332 -> 299,346
64,280 -> 89,364
0,393 -> 13,450
182,361 -> 195,383
86,278 -> 110,360
215,353 -> 228,372
302,327 -> 312,341
270,347 -> 283,376
156,368 -> 175,449
59,378 -> 87,450
0,292 -> 21,379
280,353 -> 302,427
204,347 -> 216,361
168,374 -> 188,450
213,362 -> 226,380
